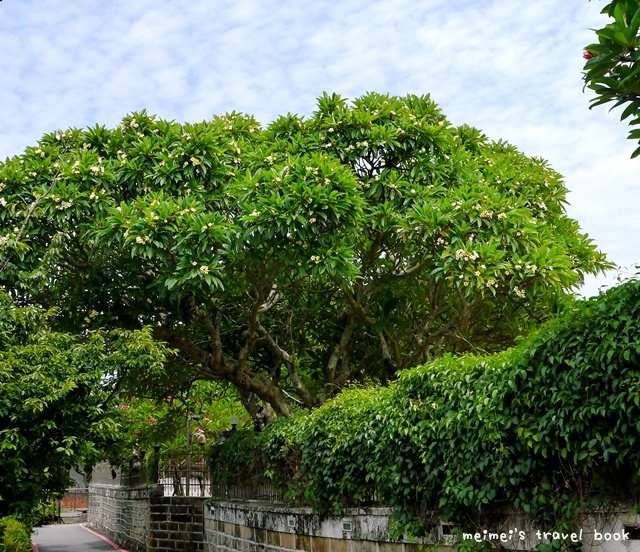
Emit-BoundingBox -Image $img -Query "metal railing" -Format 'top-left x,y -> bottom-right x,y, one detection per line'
209,478 -> 287,502
158,463 -> 210,497
91,461 -> 306,503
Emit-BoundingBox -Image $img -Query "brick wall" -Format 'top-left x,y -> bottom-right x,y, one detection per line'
59,488 -> 88,510
89,486 -> 434,552
149,496 -> 206,552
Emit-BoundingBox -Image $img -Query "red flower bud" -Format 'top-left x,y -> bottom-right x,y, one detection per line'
583,50 -> 595,60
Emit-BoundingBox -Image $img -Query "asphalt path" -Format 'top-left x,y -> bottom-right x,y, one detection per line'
32,524 -> 128,552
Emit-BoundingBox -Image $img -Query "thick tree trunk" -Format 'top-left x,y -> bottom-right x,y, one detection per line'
152,326 -> 292,417
324,313 -> 356,397
231,363 -> 291,417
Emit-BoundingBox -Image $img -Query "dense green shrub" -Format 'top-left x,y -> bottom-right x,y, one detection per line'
209,280 -> 640,534
295,386 -> 393,511
210,411 -> 309,502
0,517 -> 31,552
210,428 -> 267,486
502,278 -> 640,524
29,501 -> 56,528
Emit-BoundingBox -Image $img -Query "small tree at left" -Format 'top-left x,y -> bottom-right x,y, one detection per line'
0,290 -> 168,518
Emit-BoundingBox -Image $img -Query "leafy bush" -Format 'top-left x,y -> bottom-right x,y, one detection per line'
210,428 -> 267,487
209,280 -> 640,534
209,412 -> 309,502
29,500 -> 56,528
0,291 -> 168,518
0,517 -> 31,552
295,386 -> 392,511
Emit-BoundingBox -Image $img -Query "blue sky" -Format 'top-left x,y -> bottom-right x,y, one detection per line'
0,0 -> 637,296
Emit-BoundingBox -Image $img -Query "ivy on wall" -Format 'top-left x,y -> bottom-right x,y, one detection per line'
210,280 -> 640,539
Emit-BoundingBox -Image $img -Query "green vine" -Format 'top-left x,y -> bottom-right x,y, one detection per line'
210,280 -> 640,546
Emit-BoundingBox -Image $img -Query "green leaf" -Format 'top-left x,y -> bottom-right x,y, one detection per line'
620,100 -> 640,121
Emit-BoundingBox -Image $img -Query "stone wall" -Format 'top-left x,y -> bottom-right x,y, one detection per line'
88,483 -> 207,552
204,500 -> 435,552
89,484 -> 430,552
88,483 -> 156,552
89,487 -> 640,552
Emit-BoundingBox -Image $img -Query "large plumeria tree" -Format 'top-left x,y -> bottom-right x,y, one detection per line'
0,92 -> 610,417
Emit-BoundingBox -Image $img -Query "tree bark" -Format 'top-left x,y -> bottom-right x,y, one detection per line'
257,323 -> 316,408
324,312 -> 357,397
152,325 -> 292,417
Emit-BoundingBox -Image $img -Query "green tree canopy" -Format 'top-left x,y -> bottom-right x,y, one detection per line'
0,291 -> 167,517
0,92 -> 609,416
583,0 -> 640,157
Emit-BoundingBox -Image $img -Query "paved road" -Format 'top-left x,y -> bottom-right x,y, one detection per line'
32,523 -> 127,552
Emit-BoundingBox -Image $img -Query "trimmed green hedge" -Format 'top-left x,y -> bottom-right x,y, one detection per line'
210,280 -> 640,533
0,517 -> 31,552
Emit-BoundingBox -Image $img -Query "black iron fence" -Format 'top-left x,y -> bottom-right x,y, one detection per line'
158,463 -> 210,497
209,478 -> 287,502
